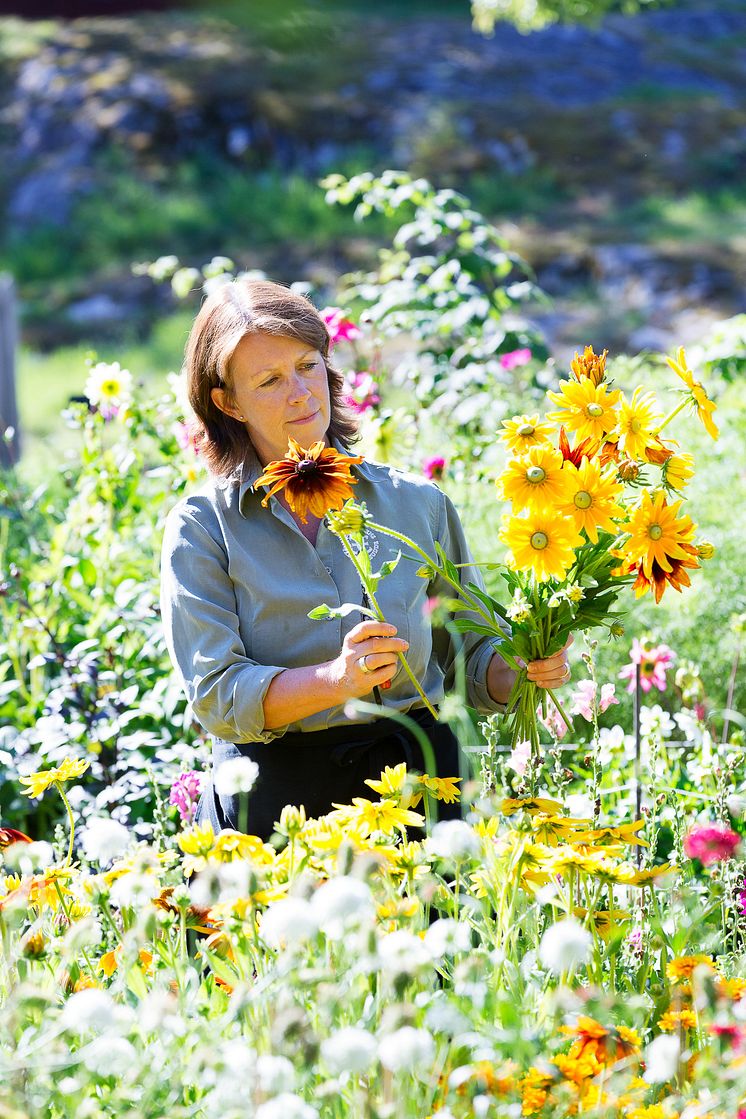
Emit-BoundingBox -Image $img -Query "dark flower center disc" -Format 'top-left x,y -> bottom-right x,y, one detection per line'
296,459 -> 318,474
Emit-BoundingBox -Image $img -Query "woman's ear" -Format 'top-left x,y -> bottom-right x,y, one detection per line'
210,385 -> 244,422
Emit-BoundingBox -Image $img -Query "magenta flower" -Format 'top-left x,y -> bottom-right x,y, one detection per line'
683,823 -> 741,866
539,698 -> 569,740
343,371 -> 380,414
619,638 -> 675,694
423,456 -> 446,481
173,420 -> 201,456
570,680 -> 619,721
499,348 -> 532,371
169,770 -> 204,825
320,307 -> 363,348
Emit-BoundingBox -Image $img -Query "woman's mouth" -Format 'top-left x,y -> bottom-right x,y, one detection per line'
289,410 -> 320,424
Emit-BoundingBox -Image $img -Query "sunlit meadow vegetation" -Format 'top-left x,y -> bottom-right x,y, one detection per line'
2,169 -> 746,1117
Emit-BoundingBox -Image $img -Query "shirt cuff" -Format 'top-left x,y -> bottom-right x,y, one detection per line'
466,639 -> 508,715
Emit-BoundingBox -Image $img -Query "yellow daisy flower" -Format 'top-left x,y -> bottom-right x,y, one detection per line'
662,451 -> 695,493
666,346 -> 719,439
19,756 -> 90,799
616,387 -> 662,460
621,489 -> 698,579
365,763 -> 423,809
546,379 -> 621,443
330,797 -> 424,838
420,775 -> 462,803
498,413 -> 555,455
499,509 -> 583,582
498,444 -> 574,513
557,458 -> 625,544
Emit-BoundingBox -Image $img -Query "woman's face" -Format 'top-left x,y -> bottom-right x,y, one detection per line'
211,332 -> 331,466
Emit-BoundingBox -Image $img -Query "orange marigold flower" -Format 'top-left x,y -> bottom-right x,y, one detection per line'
667,954 -> 716,982
658,1008 -> 698,1032
255,438 -> 364,524
519,1067 -> 554,1116
717,976 -> 746,1001
570,344 -> 608,387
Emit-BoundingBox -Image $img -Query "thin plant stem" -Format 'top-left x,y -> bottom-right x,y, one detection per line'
55,783 -> 76,868
338,532 -> 438,719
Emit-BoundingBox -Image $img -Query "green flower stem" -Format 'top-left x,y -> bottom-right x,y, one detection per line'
52,879 -> 96,978
338,532 -> 438,720
55,782 -> 76,868
654,397 -> 688,436
545,688 -> 573,732
367,521 -> 499,631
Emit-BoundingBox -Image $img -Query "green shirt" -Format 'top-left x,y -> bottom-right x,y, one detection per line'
160,444 -> 507,745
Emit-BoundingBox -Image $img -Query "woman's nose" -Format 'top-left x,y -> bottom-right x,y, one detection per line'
288,372 -> 311,402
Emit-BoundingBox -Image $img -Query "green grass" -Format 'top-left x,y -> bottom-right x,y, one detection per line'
1,152 -> 390,295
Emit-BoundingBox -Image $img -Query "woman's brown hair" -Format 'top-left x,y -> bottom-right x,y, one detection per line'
185,278 -> 360,476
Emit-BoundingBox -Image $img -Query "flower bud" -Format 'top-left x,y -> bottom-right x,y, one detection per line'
696,541 -> 715,560
610,622 -> 625,638
277,804 -> 307,839
326,500 -> 369,537
20,929 -> 47,959
617,459 -> 640,483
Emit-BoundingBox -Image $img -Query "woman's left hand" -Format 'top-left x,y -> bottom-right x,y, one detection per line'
526,634 -> 574,690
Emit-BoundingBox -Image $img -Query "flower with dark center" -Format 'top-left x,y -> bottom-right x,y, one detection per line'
255,438 -> 364,524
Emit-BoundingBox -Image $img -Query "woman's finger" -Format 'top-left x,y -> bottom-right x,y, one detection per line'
348,621 -> 398,644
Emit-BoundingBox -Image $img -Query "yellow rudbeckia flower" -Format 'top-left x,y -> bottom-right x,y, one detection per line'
498,444 -> 574,513
546,379 -> 621,443
616,387 -> 662,461
621,490 -> 697,580
666,346 -> 719,440
499,509 -> 583,582
19,756 -> 90,799
557,458 -> 625,544
498,413 -> 555,455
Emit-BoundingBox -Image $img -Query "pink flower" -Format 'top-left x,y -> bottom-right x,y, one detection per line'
507,739 -> 532,776
738,882 -> 746,918
320,307 -> 362,348
169,770 -> 204,825
539,699 -> 569,740
423,456 -> 446,481
342,371 -> 380,414
99,402 -> 120,422
570,680 -> 619,721
499,348 -> 532,371
683,823 -> 741,866
711,1024 -> 745,1048
173,420 -> 201,456
619,638 -> 675,694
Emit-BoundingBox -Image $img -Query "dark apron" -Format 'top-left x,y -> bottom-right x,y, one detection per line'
194,707 -> 463,841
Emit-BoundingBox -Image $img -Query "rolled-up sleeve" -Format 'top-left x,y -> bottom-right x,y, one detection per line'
160,502 -> 286,744
430,489 -> 511,715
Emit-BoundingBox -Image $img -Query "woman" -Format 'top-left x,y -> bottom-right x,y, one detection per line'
160,279 -> 571,839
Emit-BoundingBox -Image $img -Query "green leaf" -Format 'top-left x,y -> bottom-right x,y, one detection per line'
308,602 -> 378,622
77,557 -> 98,588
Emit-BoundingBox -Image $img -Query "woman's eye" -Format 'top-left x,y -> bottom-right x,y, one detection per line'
260,376 -> 279,388
300,363 -> 317,373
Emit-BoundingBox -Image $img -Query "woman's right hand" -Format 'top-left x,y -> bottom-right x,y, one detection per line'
329,620 -> 409,698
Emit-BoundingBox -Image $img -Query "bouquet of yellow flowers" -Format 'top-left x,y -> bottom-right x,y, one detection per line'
254,346 -> 716,759
479,343 -> 716,751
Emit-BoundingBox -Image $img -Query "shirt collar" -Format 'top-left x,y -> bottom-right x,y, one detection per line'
237,437 -> 378,518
